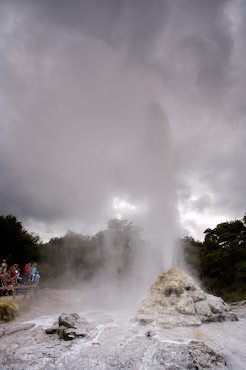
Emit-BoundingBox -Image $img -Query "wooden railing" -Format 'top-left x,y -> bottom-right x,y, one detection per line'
0,282 -> 39,299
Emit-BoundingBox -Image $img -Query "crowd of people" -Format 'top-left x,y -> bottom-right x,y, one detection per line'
0,259 -> 40,295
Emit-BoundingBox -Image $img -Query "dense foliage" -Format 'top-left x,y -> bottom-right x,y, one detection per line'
0,215 -> 41,266
181,214 -> 246,301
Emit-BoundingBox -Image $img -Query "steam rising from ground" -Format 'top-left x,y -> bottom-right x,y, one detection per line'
0,0 -> 246,305
41,101 -> 176,301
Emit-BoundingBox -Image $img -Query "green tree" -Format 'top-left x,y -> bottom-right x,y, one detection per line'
0,214 -> 42,266
243,212 -> 246,226
200,218 -> 246,300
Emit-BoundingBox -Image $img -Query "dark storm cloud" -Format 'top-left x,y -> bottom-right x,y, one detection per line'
0,0 -> 245,240
34,0 -> 169,56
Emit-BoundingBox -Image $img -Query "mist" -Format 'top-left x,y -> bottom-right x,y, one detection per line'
0,0 -> 246,295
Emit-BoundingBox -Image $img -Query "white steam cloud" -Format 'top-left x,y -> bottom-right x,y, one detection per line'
0,0 -> 245,246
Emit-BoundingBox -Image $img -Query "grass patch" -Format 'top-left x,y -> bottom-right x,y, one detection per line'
0,298 -> 21,322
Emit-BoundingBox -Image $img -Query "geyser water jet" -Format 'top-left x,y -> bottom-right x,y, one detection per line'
135,102 -> 176,286
110,102 -> 177,294
83,102 -> 177,304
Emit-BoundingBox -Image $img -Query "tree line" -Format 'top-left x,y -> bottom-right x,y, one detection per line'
0,216 -> 143,285
181,214 -> 246,301
0,213 -> 245,301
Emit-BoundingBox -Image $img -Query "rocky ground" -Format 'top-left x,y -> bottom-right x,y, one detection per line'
0,271 -> 245,370
0,305 -> 245,370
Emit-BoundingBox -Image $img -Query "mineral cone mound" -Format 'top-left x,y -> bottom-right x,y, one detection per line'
137,267 -> 238,328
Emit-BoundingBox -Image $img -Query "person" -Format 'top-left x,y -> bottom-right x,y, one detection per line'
9,264 -> 18,286
15,265 -> 22,284
31,263 -> 37,282
32,271 -> 40,284
1,259 -> 7,274
0,272 -> 14,295
23,262 -> 31,284
0,269 -> 4,295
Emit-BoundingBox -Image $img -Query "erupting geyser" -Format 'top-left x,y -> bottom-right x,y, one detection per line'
134,102 -> 176,287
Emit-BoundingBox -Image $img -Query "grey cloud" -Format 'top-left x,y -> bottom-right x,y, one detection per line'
0,0 -> 245,242
33,0 -> 170,56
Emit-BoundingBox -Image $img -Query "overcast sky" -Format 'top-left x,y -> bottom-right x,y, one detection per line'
0,0 -> 245,242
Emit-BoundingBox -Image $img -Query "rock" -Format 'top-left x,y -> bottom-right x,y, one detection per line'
45,325 -> 59,335
137,267 -> 238,328
57,325 -> 90,341
176,297 -> 196,315
222,312 -> 238,322
58,313 -> 76,328
57,328 -> 77,340
71,313 -> 80,320
45,313 -> 94,341
73,328 -> 90,338
187,340 -> 227,369
191,289 -> 207,303
149,340 -> 227,369
207,294 -> 229,313
195,301 -> 212,316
